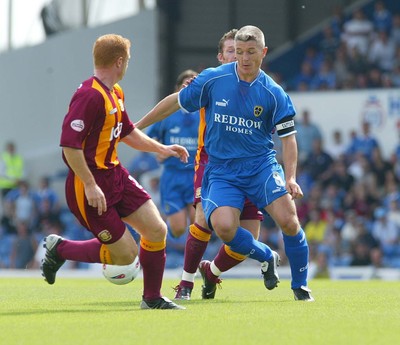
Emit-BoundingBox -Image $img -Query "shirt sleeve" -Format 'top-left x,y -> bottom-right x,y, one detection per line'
60,89 -> 101,148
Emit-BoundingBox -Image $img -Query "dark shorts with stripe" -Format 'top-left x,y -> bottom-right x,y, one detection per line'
65,164 -> 151,244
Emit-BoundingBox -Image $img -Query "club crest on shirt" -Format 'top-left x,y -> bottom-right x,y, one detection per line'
254,106 -> 263,117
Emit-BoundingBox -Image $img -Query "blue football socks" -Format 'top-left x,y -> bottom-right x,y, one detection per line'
283,229 -> 309,289
225,226 -> 273,262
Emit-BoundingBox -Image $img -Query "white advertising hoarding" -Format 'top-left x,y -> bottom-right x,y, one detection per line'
290,88 -> 400,159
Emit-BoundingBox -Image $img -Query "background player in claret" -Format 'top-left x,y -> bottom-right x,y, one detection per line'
147,69 -> 199,239
135,25 -> 314,302
171,29 -> 264,301
40,34 -> 188,310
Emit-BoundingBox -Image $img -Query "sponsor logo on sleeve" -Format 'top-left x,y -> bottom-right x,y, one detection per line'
70,119 -> 85,132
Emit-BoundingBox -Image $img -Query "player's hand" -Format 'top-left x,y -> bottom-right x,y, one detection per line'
85,183 -> 107,215
286,180 -> 304,200
161,144 -> 189,163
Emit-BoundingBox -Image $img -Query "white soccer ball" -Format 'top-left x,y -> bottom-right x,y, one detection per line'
102,256 -> 140,285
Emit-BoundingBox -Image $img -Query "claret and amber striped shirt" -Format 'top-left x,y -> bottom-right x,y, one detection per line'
60,77 -> 134,170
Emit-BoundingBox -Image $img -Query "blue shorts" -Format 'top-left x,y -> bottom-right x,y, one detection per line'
201,158 -> 287,225
160,168 -> 194,215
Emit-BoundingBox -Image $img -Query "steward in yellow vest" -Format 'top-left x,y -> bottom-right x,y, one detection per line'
0,142 -> 25,197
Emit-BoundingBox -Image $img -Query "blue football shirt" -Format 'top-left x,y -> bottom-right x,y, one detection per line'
147,109 -> 199,171
178,62 -> 296,164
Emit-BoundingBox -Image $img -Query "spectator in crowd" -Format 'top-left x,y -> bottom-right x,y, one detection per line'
295,109 -> 322,164
368,29 -> 396,73
346,122 -> 380,162
304,208 -> 328,261
310,59 -> 337,90
0,141 -> 25,200
371,207 -> 399,265
34,176 -> 60,213
349,219 -> 381,267
372,1 -> 392,34
9,220 -> 38,269
319,25 -> 341,60
303,138 -> 334,184
291,61 -> 314,91
332,44 -> 351,88
5,180 -> 36,229
370,147 -> 393,192
326,129 -> 347,160
325,158 -> 355,193
391,13 -> 400,45
347,46 -> 370,77
341,8 -> 374,56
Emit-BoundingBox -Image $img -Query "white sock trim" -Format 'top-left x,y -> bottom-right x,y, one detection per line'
210,261 -> 221,276
181,270 -> 196,283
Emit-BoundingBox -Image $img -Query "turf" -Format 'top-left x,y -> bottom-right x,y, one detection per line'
0,277 -> 399,345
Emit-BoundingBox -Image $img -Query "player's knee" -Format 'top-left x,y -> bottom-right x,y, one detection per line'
279,217 -> 301,236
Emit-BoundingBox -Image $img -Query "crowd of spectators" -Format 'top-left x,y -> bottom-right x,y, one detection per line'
274,1 -> 400,92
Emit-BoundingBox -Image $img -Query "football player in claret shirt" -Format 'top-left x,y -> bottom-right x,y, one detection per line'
136,26 -> 314,302
41,34 -> 188,310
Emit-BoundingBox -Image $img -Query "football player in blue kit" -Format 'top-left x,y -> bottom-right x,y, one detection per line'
147,69 -> 199,238
136,25 -> 314,301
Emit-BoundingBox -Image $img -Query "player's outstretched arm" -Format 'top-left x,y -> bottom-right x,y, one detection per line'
122,127 -> 189,163
135,92 -> 180,130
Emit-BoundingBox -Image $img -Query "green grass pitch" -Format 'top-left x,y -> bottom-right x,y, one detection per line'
1,277 -> 399,345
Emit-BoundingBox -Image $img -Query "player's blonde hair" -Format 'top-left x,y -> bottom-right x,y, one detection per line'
93,34 -> 131,68
235,25 -> 265,48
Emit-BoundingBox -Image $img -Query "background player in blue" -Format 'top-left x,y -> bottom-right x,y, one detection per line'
147,69 -> 199,238
136,25 -> 314,301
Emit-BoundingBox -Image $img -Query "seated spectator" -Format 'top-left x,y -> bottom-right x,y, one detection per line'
341,8 -> 374,56
291,61 -> 314,91
368,30 -> 396,73
346,122 -> 380,162
372,1 -> 392,35
347,46 -> 370,76
319,25 -> 341,60
310,59 -> 337,90
303,138 -> 334,183
370,147 -> 393,192
326,129 -> 347,159
371,207 -> 400,265
33,176 -> 60,213
303,45 -> 324,73
391,13 -> 400,46
5,180 -> 37,229
9,220 -> 38,269
349,219 -> 382,267
295,109 -> 322,163
333,44 -> 351,88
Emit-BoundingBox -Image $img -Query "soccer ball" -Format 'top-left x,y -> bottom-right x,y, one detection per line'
102,256 -> 140,285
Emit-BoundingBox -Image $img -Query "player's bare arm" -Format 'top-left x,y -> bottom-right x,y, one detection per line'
62,147 -> 107,215
121,127 -> 189,163
135,92 -> 180,130
280,135 -> 303,200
